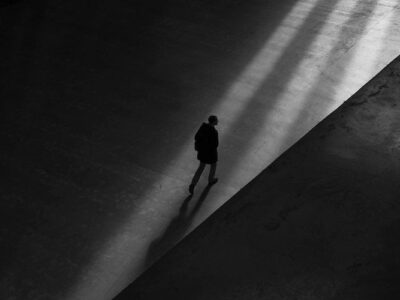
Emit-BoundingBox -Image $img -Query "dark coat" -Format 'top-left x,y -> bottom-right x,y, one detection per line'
194,122 -> 219,164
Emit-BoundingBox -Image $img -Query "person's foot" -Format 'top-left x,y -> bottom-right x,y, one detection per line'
208,178 -> 218,185
189,184 -> 195,194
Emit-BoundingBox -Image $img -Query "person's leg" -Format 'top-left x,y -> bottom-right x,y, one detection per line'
208,163 -> 218,184
189,162 -> 206,193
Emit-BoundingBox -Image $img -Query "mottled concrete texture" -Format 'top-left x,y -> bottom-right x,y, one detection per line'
116,56 -> 400,299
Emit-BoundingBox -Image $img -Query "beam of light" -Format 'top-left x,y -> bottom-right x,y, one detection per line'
214,0 -> 321,133
219,0 -> 361,186
274,0 -> 383,160
65,2 -> 321,300
333,2 -> 399,103
267,0 -> 400,167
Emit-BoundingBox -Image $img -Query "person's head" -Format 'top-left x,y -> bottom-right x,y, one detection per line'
208,115 -> 218,126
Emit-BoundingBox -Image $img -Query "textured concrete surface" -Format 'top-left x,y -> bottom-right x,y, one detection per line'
115,54 -> 400,300
1,0 -> 400,299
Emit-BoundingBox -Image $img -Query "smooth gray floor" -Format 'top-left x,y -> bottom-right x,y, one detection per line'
115,51 -> 400,300
1,0 -> 400,299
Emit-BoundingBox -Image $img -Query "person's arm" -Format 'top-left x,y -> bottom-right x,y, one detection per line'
211,130 -> 218,149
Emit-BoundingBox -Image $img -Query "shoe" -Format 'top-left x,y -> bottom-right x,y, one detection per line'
189,184 -> 195,194
208,178 -> 218,185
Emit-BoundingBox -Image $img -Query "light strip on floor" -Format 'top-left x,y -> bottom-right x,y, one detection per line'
333,1 -> 398,102
214,0 -> 321,133
224,0 -> 360,185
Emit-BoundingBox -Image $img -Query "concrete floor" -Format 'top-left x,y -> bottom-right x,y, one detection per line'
116,53 -> 400,299
1,0 -> 400,299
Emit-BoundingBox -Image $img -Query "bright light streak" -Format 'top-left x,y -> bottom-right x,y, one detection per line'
214,0 -> 321,132
224,0 -> 361,182
333,2 -> 398,102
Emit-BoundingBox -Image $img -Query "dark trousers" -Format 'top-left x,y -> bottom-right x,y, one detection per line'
190,162 -> 217,186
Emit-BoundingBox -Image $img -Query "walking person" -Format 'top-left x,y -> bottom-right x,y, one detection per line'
189,115 -> 219,194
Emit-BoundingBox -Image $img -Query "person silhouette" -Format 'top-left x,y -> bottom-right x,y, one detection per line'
189,115 -> 219,194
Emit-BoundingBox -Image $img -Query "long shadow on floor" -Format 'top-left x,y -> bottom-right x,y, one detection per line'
144,185 -> 213,269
